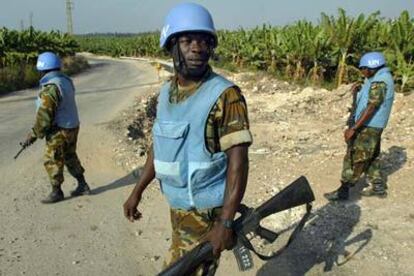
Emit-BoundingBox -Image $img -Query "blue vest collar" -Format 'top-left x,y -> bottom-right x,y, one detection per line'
39,71 -> 65,86
369,67 -> 390,81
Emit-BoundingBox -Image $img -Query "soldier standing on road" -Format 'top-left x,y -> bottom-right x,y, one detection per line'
23,52 -> 90,203
123,3 -> 252,274
325,52 -> 394,201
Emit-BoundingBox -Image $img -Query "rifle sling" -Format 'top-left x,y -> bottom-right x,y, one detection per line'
238,202 -> 312,260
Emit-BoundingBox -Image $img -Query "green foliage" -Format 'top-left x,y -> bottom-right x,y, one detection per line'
76,32 -> 164,58
0,27 -> 79,68
0,65 -> 39,93
75,10 -> 412,92
0,27 -> 81,94
62,55 -> 89,76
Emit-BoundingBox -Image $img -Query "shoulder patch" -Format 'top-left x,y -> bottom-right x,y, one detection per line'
370,81 -> 387,90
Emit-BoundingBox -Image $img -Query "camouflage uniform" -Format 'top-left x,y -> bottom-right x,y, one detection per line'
163,208 -> 222,275
44,127 -> 85,187
162,67 -> 252,274
32,84 -> 85,188
341,81 -> 387,189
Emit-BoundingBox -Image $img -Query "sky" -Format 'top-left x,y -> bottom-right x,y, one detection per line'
1,0 -> 413,34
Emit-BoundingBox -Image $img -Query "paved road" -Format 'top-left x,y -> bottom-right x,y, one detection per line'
0,57 -> 159,169
0,57 -> 166,275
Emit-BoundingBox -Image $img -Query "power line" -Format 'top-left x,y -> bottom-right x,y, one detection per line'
65,0 -> 74,34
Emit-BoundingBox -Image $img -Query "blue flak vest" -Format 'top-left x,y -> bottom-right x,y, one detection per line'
355,67 -> 394,129
38,71 -> 80,129
153,72 -> 235,210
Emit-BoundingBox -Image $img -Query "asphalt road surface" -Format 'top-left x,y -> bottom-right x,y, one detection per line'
0,56 -> 166,276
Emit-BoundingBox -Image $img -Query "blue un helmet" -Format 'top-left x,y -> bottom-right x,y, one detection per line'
160,3 -> 217,49
359,52 -> 386,69
36,52 -> 61,71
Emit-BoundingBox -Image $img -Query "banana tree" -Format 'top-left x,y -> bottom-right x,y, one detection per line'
321,9 -> 379,87
389,11 -> 414,59
391,50 -> 414,92
278,22 -> 312,81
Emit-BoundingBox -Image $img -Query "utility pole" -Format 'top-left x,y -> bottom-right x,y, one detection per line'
65,0 -> 74,34
20,20 -> 25,31
29,12 -> 33,28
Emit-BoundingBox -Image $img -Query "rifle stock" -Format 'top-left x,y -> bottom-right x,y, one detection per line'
158,176 -> 315,276
256,176 -> 314,219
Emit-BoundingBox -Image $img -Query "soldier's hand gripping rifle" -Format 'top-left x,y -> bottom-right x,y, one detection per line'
159,176 -> 315,276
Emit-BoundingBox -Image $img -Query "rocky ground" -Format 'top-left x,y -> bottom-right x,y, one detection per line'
109,65 -> 414,275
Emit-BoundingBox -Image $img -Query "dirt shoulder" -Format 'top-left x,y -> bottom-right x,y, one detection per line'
111,67 -> 414,275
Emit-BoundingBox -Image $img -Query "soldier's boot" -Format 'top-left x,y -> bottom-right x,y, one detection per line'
324,182 -> 350,201
41,186 -> 64,204
70,175 -> 91,197
360,182 -> 387,198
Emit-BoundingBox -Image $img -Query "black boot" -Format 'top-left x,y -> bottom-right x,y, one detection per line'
324,182 -> 350,201
41,186 -> 64,204
70,175 -> 91,197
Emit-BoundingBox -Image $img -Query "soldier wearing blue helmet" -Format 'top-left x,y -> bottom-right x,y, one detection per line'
325,52 -> 394,201
24,52 -> 90,203
123,3 -> 252,274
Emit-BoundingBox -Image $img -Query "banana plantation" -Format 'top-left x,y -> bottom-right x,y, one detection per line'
0,27 -> 79,92
77,10 -> 414,91
0,27 -> 78,67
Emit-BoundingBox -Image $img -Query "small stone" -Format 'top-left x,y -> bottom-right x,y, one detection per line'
72,260 -> 80,265
151,256 -> 160,262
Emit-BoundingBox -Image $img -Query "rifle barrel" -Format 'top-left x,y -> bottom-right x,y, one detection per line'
14,147 -> 26,159
158,243 -> 213,276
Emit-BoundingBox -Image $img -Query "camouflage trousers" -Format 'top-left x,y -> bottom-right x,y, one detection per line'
44,127 -> 85,187
341,127 -> 384,187
163,207 -> 222,276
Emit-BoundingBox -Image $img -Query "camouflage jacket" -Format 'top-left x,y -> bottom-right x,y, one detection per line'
32,85 -> 61,139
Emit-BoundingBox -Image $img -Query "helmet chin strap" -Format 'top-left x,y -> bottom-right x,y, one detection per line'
171,41 -> 187,76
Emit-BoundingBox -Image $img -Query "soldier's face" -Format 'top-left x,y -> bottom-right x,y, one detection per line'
360,67 -> 375,78
177,33 -> 213,76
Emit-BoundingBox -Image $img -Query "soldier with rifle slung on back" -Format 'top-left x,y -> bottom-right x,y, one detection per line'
325,52 -> 395,201
123,3 -> 253,274
21,52 -> 90,203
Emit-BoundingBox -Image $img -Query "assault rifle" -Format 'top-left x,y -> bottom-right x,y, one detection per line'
14,140 -> 34,159
159,176 -> 315,276
347,83 -> 360,130
346,83 -> 361,165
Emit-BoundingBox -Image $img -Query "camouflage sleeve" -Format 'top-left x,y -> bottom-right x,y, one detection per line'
368,81 -> 387,108
206,86 -> 253,153
32,85 -> 60,139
